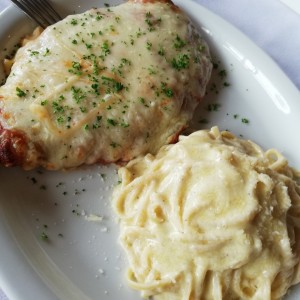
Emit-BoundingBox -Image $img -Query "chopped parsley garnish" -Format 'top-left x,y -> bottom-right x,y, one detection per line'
120,58 -> 131,65
71,86 -> 86,103
146,41 -> 152,50
43,48 -> 51,56
101,76 -> 124,93
96,15 -> 103,21
161,82 -> 174,98
16,87 -> 26,97
110,142 -> 118,148
173,35 -> 186,49
120,122 -> 129,128
198,44 -> 206,52
52,101 -> 64,114
218,69 -> 227,78
101,41 -> 111,56
40,100 -> 48,106
72,61 -> 81,70
70,19 -> 78,25
85,43 -> 92,49
107,118 -> 118,126
92,116 -> 102,129
56,116 -> 65,124
40,232 -> 49,240
207,103 -> 221,112
30,50 -> 39,56
91,83 -> 100,95
68,61 -> 82,75
172,54 -> 190,70
158,45 -> 165,56
144,11 -> 161,31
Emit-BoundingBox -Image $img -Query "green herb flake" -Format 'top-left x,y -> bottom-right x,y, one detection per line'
101,41 -> 111,56
107,118 -> 118,126
85,43 -> 92,49
68,61 -> 82,75
218,69 -> 227,78
92,116 -> 102,129
70,19 -> 78,25
172,54 -> 190,70
80,106 -> 87,113
120,122 -> 129,128
241,118 -> 249,124
148,67 -> 157,75
91,83 -> 100,95
40,100 -> 48,106
30,50 -> 40,56
207,103 -> 221,112
101,76 -> 124,93
43,48 -> 51,56
161,82 -> 174,98
198,45 -> 206,52
96,15 -> 103,21
52,101 -> 64,114
158,45 -> 165,56
56,116 -> 65,124
173,35 -> 186,49
40,232 -> 49,240
146,41 -> 152,50
110,142 -> 118,148
71,86 -> 86,103
16,87 -> 26,97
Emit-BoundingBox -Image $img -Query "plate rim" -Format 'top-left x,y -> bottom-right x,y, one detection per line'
0,0 -> 300,299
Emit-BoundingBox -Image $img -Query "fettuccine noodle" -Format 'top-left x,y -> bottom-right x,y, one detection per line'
112,127 -> 300,300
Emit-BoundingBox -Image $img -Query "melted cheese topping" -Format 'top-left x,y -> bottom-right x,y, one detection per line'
0,1 -> 212,170
113,127 -> 300,300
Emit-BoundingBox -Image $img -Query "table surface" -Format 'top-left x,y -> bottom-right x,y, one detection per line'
0,0 -> 299,299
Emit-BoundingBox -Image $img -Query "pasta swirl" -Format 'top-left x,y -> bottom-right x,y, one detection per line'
113,127 -> 300,300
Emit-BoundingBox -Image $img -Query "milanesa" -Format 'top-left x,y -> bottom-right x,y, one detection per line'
0,0 -> 212,170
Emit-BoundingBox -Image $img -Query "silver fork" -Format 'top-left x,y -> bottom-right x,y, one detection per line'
10,0 -> 62,28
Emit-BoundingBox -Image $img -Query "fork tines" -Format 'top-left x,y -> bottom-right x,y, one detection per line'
10,0 -> 62,28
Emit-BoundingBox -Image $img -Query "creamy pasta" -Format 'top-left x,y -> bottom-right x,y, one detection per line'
112,127 -> 300,300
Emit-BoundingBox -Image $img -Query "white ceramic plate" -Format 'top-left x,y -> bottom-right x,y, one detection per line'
1,1 -> 300,299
